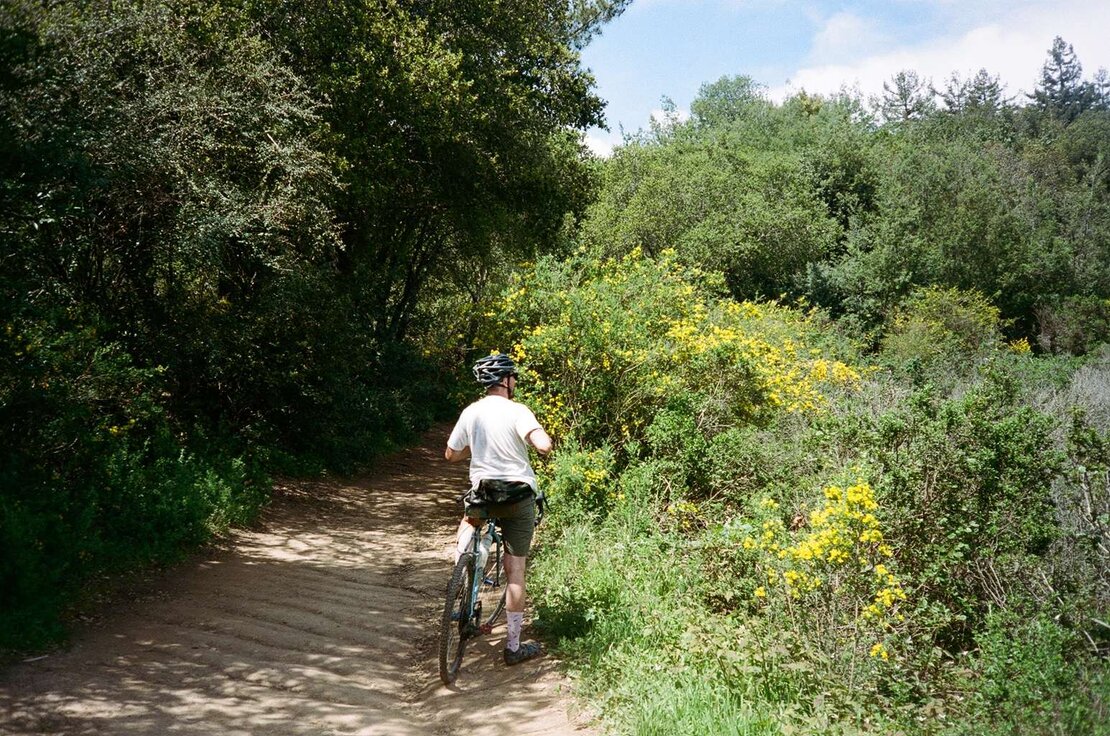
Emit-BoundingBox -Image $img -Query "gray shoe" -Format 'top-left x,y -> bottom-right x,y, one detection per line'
503,641 -> 542,666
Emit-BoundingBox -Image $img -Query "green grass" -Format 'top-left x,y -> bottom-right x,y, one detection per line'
531,503 -> 807,735
530,429 -> 1108,735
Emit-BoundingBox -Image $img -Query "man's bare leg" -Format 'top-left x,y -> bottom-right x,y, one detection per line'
454,517 -> 479,563
503,552 -> 539,662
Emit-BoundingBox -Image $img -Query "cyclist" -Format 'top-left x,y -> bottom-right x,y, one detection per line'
445,352 -> 553,666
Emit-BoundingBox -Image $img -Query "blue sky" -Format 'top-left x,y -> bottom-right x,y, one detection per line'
580,0 -> 1110,155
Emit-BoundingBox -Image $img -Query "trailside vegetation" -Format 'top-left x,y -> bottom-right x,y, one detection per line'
3,3 -> 1108,731
495,40 -> 1109,736
0,0 -> 614,650
512,262 -> 1108,734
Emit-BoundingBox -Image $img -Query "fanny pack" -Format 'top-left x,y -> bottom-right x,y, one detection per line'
467,479 -> 534,506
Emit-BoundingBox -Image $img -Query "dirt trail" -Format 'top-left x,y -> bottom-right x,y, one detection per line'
1,426 -> 595,735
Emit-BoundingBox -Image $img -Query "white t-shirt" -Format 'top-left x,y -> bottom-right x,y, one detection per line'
447,395 -> 543,491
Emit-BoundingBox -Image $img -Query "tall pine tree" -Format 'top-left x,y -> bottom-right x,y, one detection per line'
1030,36 -> 1095,123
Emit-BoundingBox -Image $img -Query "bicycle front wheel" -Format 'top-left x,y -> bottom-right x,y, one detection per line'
439,553 -> 473,685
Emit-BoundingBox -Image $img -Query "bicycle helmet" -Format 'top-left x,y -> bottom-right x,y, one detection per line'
473,353 -> 518,387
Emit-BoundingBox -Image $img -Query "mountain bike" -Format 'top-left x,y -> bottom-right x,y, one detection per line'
439,516 -> 507,685
439,492 -> 546,685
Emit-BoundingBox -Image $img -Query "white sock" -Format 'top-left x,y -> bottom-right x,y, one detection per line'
506,611 -> 523,651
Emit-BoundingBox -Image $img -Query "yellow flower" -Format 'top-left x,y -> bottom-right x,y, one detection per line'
753,586 -> 766,599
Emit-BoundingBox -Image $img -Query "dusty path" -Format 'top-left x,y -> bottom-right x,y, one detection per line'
1,426 -> 595,735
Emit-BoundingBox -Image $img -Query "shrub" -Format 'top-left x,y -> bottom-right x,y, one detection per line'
880,286 -> 1003,378
745,482 -> 909,654
883,384 -> 1058,634
1044,407 -> 1110,657
493,248 -> 861,460
509,245 -> 1105,734
704,427 -> 781,505
531,502 -> 798,734
1036,295 -> 1110,356
948,611 -> 1109,736
540,441 -> 618,523
0,314 -> 267,651
701,479 -> 915,717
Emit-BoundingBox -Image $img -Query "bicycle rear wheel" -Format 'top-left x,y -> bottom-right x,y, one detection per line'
439,553 -> 473,685
476,544 -> 506,631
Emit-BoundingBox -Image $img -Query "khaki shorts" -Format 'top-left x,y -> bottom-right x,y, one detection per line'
465,495 -> 536,558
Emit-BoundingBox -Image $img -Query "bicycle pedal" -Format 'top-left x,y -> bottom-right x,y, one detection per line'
483,577 -> 499,586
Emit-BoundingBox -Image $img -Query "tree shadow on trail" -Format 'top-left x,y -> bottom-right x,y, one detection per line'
0,427 -> 591,735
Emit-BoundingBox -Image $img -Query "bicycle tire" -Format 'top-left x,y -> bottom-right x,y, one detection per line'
477,543 -> 507,630
439,553 -> 473,685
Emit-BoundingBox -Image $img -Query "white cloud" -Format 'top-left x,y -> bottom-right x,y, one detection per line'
771,2 -> 1110,103
584,132 -> 619,158
810,12 -> 887,65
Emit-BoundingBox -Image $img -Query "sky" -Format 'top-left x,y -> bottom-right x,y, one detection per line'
579,0 -> 1110,156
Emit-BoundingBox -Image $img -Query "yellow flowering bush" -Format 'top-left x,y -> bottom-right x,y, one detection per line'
489,248 -> 861,450
745,481 -> 909,662
540,441 -> 620,519
881,285 -> 1003,371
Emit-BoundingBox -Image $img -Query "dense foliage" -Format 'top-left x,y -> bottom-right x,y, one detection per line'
508,39 -> 1110,736
583,60 -> 1110,351
3,4 -> 1108,732
1,0 -> 610,650
515,261 -> 1108,734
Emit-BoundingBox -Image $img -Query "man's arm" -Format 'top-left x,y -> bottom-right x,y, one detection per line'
526,427 -> 553,456
445,445 -> 470,462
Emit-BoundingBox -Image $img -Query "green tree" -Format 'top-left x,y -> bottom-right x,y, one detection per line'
1,1 -> 313,645
1030,36 -> 1096,123
876,69 -> 936,124
690,75 -> 769,129
236,0 -> 605,344
822,116 -> 1110,338
940,69 -> 1009,115
580,80 -> 869,301
0,0 -> 622,646
1093,68 -> 1110,109
2,0 -> 343,431
568,0 -> 634,48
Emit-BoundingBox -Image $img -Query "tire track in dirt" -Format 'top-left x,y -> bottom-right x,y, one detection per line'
0,426 -> 595,735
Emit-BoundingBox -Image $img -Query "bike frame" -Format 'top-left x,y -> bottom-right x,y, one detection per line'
467,518 -> 504,633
